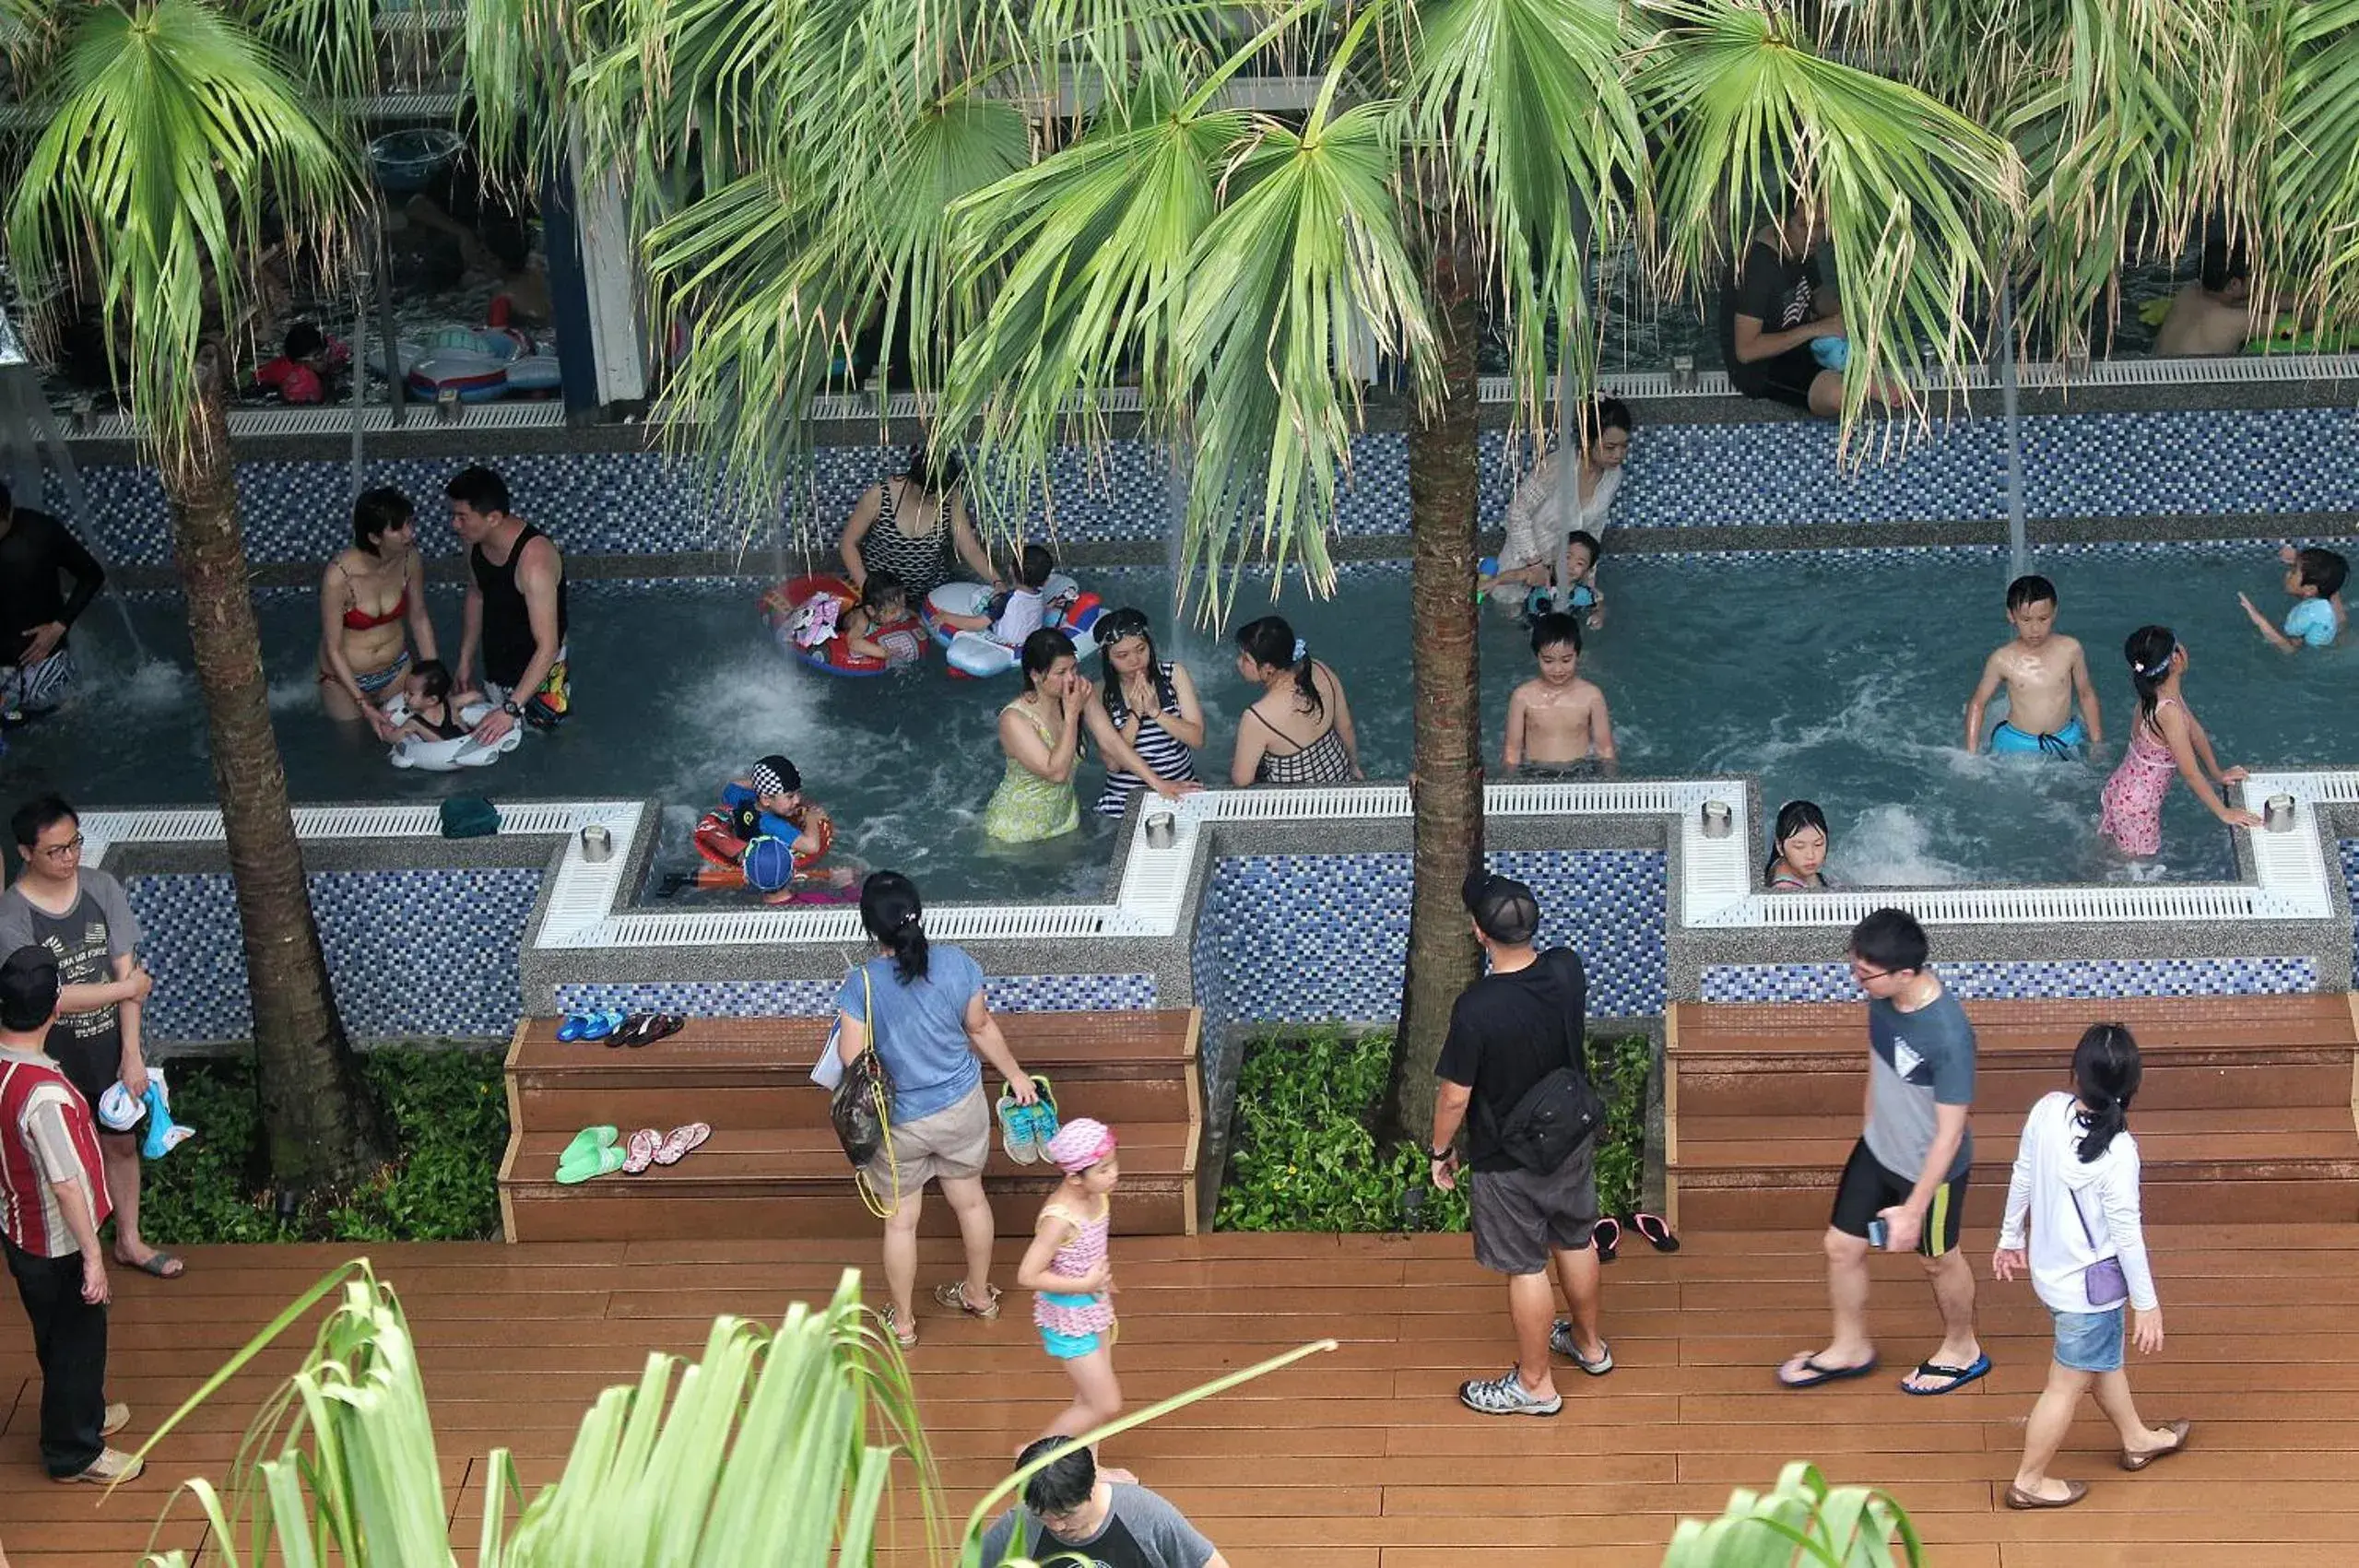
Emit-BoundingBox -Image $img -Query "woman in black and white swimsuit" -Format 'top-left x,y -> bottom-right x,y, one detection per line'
1084,607 -> 1205,816
837,446 -> 1002,600
1228,615 -> 1362,786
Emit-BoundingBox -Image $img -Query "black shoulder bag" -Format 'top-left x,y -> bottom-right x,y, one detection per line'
1490,953 -> 1606,1174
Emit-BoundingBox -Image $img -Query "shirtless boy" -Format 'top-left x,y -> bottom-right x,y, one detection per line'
1504,613 -> 1615,775
1964,576 -> 2103,759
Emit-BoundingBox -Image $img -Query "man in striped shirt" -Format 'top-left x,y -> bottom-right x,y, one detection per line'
1,945 -> 138,1485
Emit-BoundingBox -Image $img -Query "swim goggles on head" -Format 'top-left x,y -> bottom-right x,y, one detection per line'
2133,645 -> 2180,679
1096,612 -> 1150,644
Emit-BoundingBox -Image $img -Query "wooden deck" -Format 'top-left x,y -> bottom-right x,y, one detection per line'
7,1224 -> 2359,1566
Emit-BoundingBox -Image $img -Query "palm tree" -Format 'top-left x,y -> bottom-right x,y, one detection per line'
5,0 -> 389,1192
466,0 -> 2015,1136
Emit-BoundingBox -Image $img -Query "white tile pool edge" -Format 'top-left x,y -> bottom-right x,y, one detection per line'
77,772 -> 2344,953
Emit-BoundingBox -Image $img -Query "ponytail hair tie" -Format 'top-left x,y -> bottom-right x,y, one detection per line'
1292,637 -> 1307,662
896,910 -> 922,930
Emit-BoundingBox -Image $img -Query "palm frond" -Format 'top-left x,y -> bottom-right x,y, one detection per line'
1405,0 -> 1646,440
1639,0 -> 2018,437
6,0 -> 360,456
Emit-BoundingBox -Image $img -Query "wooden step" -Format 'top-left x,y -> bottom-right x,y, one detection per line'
506,1009 -> 1197,1131
1669,994 -> 2359,1056
501,1125 -> 1196,1242
499,1008 -> 1203,1244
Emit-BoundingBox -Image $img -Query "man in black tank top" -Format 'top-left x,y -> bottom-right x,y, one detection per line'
449,466 -> 569,743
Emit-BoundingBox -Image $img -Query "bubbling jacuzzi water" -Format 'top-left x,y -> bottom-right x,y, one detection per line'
12,547 -> 2352,900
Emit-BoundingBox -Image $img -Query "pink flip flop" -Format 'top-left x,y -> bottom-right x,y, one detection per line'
621,1127 -> 662,1174
653,1122 -> 712,1167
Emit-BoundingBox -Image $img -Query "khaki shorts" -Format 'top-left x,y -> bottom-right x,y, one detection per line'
866,1083 -> 991,1197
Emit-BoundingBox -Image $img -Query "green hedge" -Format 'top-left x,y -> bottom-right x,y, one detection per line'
142,1046 -> 508,1244
1217,1027 -> 1652,1232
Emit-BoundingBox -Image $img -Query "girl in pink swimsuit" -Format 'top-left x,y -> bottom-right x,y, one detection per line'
2098,627 -> 2261,858
1018,1118 -> 1124,1442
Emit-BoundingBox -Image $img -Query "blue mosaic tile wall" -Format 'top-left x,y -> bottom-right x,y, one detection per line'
123,868 -> 541,1043
1193,849 -> 1668,1027
54,405 -> 2359,566
1698,956 -> 2318,1005
552,973 -> 1158,1019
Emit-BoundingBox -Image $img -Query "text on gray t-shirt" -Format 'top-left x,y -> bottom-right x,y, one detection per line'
0,870 -> 142,1054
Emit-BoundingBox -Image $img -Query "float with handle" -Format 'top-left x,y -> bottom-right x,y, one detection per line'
921,573 -> 1105,678
761,573 -> 926,677
383,701 -> 522,772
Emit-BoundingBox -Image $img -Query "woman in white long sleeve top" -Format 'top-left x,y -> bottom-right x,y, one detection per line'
1992,1023 -> 2192,1510
1486,399 -> 1632,620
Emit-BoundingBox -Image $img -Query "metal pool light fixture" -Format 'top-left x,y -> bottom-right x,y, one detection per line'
1700,800 -> 1732,839
2264,794 -> 2295,832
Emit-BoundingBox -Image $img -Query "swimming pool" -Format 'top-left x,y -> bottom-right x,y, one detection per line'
6,546 -> 2349,897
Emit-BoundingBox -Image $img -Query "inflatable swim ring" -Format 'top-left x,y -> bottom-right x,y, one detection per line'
385,701 -> 521,771
760,574 -> 926,677
921,574 -> 1104,678
690,805 -> 855,900
403,327 -> 563,402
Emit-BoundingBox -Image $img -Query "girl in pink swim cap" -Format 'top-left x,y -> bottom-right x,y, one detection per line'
1017,1117 -> 1124,1441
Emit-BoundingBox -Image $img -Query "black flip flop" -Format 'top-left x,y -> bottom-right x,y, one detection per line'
610,1012 -> 657,1048
1626,1211 -> 1681,1253
640,1013 -> 687,1044
1591,1215 -> 1622,1264
1901,1352 -> 1992,1397
1778,1353 -> 1879,1390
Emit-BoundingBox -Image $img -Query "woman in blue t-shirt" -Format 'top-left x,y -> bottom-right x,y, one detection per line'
833,871 -> 1039,1350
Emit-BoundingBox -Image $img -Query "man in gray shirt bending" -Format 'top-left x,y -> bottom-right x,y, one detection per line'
1776,908 -> 1987,1397
980,1439 -> 1228,1568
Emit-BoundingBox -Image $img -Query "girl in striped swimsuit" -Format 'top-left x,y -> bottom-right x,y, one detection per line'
1084,609 -> 1204,817
1019,1118 -> 1124,1442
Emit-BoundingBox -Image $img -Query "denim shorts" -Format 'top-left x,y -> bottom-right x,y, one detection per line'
2052,1306 -> 2125,1373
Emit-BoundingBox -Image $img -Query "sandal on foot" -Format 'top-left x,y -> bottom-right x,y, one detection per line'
117,1250 -> 183,1279
1778,1352 -> 1879,1389
879,1304 -> 917,1350
652,1123 -> 711,1166
1626,1211 -> 1681,1252
1901,1352 -> 1992,1396
1591,1215 -> 1622,1264
932,1280 -> 1002,1321
2121,1420 -> 2191,1471
2005,1480 -> 2088,1510
1458,1369 -> 1562,1417
1549,1322 -> 1613,1375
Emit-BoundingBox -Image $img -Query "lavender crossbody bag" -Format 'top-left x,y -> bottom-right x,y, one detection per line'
2069,1190 -> 2129,1308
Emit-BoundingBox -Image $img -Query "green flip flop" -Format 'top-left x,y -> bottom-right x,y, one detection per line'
559,1126 -> 620,1171
557,1145 -> 629,1185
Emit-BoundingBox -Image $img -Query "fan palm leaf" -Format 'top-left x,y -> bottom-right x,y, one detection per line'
6,0 -> 361,456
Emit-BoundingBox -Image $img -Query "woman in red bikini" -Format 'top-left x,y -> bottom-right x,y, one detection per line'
318,487 -> 439,742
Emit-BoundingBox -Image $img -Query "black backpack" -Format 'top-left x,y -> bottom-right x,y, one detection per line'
1486,952 -> 1604,1173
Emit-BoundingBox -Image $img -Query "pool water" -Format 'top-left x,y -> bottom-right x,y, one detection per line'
7,548 -> 2350,899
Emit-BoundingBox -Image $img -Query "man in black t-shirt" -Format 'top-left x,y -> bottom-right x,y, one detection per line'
0,483 -> 106,722
1717,201 -> 1892,419
1427,872 -> 1610,1417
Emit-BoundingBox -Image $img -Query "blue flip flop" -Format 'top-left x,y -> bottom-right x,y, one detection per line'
557,1011 -> 601,1042
577,1009 -> 628,1043
1902,1352 -> 1992,1396
1778,1353 -> 1880,1390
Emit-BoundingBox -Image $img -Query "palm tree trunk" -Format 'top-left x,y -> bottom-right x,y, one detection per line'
159,346 -> 389,1194
1383,233 -> 1486,1145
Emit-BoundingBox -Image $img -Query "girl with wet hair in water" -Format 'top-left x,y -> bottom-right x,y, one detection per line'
1764,799 -> 1836,890
2096,626 -> 2259,858
1992,1023 -> 2189,1510
1229,616 -> 1362,786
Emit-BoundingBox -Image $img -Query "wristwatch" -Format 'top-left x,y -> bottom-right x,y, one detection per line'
1428,1145 -> 1456,1162
501,699 -> 524,717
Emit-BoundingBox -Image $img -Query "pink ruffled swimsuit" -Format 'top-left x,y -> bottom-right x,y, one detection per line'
2098,699 -> 2180,856
1032,1198 -> 1115,1337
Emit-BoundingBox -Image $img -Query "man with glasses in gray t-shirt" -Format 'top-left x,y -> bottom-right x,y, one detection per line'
1776,908 -> 1986,1397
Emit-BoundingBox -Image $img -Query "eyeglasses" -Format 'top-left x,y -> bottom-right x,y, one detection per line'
38,834 -> 84,862
1847,958 -> 1893,982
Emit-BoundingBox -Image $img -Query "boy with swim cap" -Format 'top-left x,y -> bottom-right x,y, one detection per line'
2239,545 -> 2347,653
716,755 -> 854,904
1964,576 -> 2105,759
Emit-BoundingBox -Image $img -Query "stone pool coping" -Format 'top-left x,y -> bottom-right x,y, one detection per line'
72,772 -> 2359,1011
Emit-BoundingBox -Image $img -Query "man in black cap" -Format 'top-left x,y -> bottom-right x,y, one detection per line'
1426,868 -> 1610,1416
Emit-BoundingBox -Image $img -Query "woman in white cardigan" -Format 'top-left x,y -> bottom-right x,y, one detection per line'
1992,1022 -> 2192,1510
1486,397 -> 1632,620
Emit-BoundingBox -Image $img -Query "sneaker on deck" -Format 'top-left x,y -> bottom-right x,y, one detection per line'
1457,1369 -> 1561,1417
